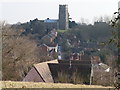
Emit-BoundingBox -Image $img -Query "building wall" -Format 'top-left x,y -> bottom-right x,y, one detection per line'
59,5 -> 69,30
70,53 -> 91,61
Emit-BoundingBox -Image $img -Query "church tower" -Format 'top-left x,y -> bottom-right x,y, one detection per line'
59,5 -> 69,30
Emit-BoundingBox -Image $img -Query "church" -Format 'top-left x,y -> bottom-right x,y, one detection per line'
40,4 -> 69,30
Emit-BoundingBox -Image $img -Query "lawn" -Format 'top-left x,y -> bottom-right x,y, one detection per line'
57,30 -> 68,33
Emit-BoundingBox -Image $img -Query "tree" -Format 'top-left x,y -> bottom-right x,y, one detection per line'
110,9 -> 120,69
12,18 -> 46,40
107,7 -> 120,89
2,22 -> 57,81
2,23 -> 39,80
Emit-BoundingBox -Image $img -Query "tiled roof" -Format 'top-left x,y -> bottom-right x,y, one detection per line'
33,60 -> 58,83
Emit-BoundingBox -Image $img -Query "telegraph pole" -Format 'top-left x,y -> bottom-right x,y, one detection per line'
118,1 -> 120,72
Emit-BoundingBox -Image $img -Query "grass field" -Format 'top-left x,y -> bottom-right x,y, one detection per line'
57,30 -> 68,33
0,81 -> 114,89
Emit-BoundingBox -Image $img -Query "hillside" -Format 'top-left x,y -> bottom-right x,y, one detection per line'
1,81 -> 114,89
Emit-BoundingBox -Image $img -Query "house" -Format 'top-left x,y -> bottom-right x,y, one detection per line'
23,60 -> 58,82
23,59 -> 92,84
91,56 -> 101,64
39,43 -> 58,59
41,29 -> 57,45
49,29 -> 58,37
70,53 -> 91,61
70,53 -> 80,60
39,44 -> 48,56
44,18 -> 59,30
47,44 -> 58,53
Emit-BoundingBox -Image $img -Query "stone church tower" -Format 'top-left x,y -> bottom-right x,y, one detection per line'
59,5 -> 69,30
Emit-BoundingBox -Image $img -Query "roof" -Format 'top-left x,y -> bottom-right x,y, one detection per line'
40,43 -> 58,47
47,43 -> 58,47
39,44 -> 48,47
98,63 -> 110,71
44,18 -> 58,23
33,60 -> 58,83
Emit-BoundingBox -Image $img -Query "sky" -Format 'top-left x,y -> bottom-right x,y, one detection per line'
0,0 -> 120,24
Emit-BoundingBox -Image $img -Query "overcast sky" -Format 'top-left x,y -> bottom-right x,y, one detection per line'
0,0 -> 120,24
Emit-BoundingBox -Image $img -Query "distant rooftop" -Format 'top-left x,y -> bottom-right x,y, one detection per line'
44,18 -> 58,23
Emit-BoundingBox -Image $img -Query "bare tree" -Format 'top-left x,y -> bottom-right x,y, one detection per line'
2,23 -> 39,80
